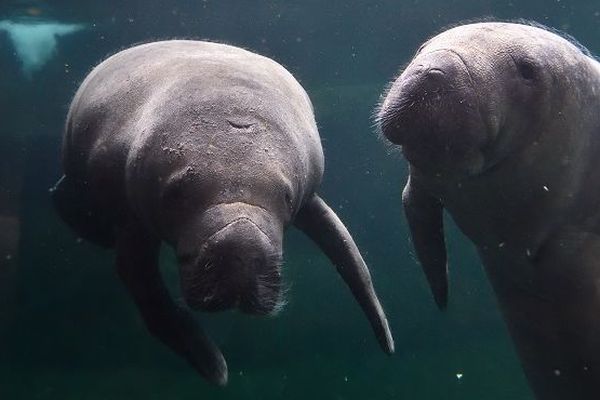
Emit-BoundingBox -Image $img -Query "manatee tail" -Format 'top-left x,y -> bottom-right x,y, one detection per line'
402,174 -> 448,309
295,194 -> 395,355
50,175 -> 115,247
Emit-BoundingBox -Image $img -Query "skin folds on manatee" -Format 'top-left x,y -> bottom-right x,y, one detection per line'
52,40 -> 394,386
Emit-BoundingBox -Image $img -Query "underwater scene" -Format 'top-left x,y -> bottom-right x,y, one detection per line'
2,0 -> 600,399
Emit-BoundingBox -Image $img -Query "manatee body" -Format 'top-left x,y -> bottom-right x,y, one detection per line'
52,40 -> 394,385
378,22 -> 600,399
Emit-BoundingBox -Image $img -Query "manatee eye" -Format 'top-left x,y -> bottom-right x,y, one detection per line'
283,187 -> 294,215
284,191 -> 292,209
516,60 -> 537,81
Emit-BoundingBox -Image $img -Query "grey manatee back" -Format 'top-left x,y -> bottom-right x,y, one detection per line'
61,40 -> 324,234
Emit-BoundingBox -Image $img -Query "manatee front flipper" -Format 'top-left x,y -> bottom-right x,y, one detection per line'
402,174 -> 448,309
295,194 -> 395,354
115,219 -> 227,385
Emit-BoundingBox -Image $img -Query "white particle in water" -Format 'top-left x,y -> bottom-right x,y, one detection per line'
456,373 -> 463,380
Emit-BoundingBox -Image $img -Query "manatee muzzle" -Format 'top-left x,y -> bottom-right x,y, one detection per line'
379,49 -> 487,176
179,203 -> 284,315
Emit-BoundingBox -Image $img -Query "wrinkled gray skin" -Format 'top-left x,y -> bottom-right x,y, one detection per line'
378,22 -> 600,399
52,40 -> 394,386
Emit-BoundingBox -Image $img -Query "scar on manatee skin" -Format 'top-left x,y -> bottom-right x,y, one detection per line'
227,119 -> 254,129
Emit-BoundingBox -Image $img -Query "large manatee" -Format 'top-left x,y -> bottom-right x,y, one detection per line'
377,22 -> 600,399
52,40 -> 394,385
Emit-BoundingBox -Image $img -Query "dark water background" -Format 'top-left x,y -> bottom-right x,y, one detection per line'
1,1 -> 598,399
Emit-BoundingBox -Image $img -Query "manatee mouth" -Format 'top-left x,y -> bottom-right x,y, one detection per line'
378,49 -> 489,177
179,217 -> 286,316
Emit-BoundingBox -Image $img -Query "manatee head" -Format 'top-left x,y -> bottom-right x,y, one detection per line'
128,93 -> 313,317
377,22 -> 589,178
175,201 -> 286,316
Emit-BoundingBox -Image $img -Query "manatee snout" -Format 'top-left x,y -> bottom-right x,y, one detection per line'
379,50 -> 488,175
178,204 -> 284,316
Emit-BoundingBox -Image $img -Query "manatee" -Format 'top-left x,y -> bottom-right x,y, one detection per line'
377,22 -> 600,399
52,40 -> 394,386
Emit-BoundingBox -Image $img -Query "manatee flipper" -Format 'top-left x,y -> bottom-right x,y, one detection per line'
50,175 -> 115,247
295,194 -> 395,354
115,219 -> 228,386
402,174 -> 448,309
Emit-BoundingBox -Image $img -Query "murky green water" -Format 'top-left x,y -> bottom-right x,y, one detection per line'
1,1 -> 598,398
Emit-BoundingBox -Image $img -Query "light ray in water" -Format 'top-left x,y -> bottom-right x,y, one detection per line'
0,19 -> 85,78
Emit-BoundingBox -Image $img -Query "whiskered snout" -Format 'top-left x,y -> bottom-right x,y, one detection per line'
179,218 -> 285,316
378,50 -> 488,176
